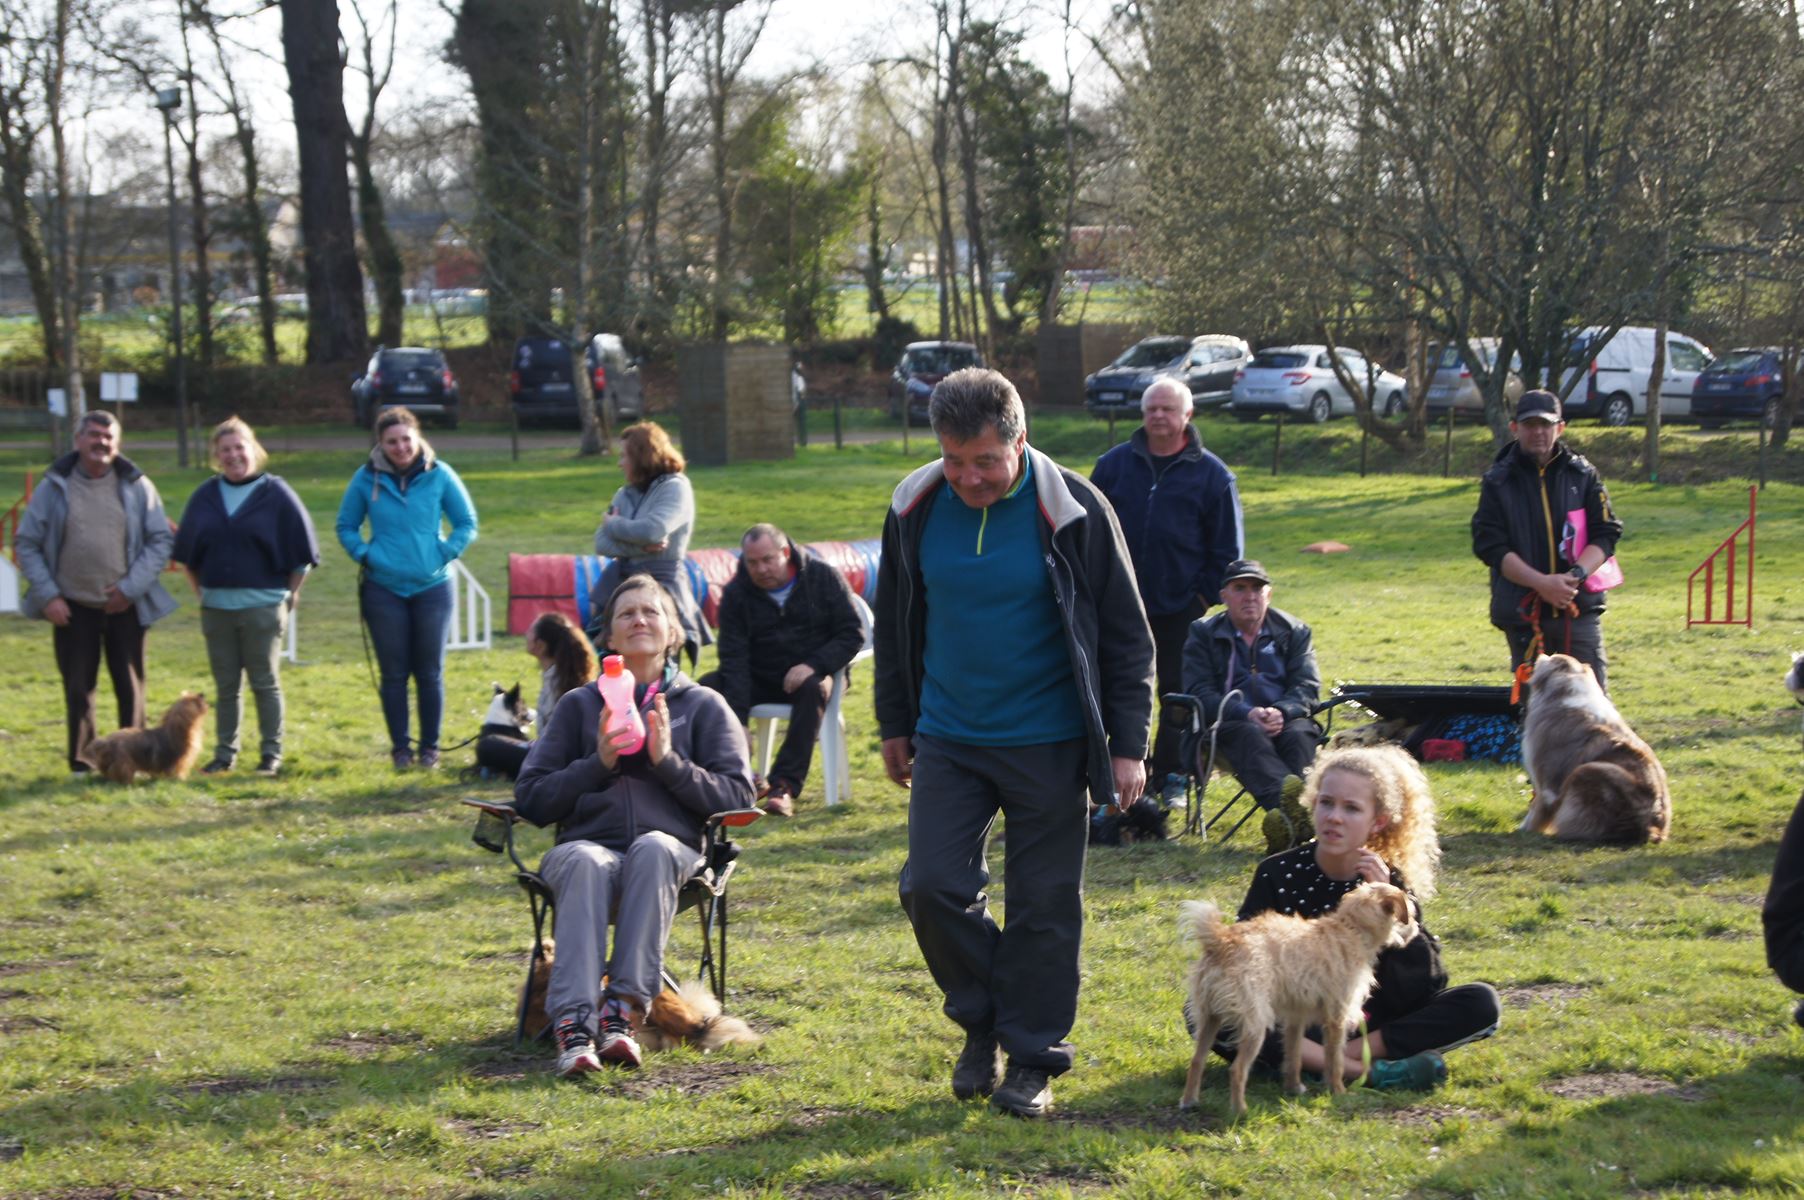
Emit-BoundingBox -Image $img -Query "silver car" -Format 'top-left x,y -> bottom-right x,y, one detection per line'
1424,338 -> 1524,418
1230,345 -> 1407,423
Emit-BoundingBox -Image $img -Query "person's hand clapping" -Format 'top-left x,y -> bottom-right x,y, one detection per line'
644,693 -> 672,764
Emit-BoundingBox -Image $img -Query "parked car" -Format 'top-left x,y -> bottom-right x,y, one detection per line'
584,332 -> 645,425
1559,325 -> 1713,425
1691,347 -> 1784,429
1424,338 -> 1525,419
1229,345 -> 1407,423
351,346 -> 459,429
509,336 -> 579,427
888,341 -> 982,425
1083,334 -> 1252,415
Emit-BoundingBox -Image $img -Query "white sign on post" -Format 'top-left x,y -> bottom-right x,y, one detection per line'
100,373 -> 140,403
47,388 -> 66,417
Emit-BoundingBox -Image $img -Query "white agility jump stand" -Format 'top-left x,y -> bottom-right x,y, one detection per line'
446,559 -> 492,651
282,560 -> 491,664
0,557 -> 20,615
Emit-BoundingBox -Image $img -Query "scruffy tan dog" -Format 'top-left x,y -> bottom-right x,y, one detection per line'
1179,883 -> 1416,1116
521,938 -> 761,1053
79,693 -> 208,784
1520,654 -> 1671,845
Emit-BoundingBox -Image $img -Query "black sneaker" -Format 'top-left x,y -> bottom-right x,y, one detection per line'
418,747 -> 441,770
991,1063 -> 1052,1118
200,758 -> 235,775
554,1016 -> 601,1077
255,755 -> 282,777
951,1030 -> 1003,1099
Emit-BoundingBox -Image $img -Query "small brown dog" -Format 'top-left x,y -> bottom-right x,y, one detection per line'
1179,883 -> 1417,1116
521,938 -> 761,1053
80,693 -> 208,784
1520,654 -> 1671,845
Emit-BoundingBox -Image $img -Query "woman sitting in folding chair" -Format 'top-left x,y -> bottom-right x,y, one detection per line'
514,574 -> 757,1076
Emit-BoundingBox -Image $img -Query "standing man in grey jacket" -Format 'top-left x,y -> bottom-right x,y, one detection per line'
15,412 -> 178,771
875,368 -> 1155,1118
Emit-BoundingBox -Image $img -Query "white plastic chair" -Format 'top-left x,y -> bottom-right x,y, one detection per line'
748,593 -> 874,807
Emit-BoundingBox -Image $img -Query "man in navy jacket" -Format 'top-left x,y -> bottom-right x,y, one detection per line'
1091,377 -> 1243,796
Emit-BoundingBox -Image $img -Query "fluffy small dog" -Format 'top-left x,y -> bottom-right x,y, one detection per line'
80,693 -> 208,784
1179,883 -> 1416,1116
521,937 -> 761,1053
1519,654 -> 1671,845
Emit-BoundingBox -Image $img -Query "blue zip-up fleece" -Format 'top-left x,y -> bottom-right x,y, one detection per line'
916,454 -> 1084,745
334,445 -> 478,597
1090,425 -> 1243,617
874,444 -> 1156,807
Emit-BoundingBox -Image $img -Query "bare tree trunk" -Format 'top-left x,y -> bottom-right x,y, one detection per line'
0,92 -> 61,365
639,0 -> 674,341
178,17 -> 216,371
48,0 -> 82,429
349,0 -> 404,348
705,3 -> 732,341
1645,317 -> 1667,483
571,0 -> 611,457
861,171 -> 890,321
281,0 -> 369,363
947,4 -> 998,355
200,2 -> 280,364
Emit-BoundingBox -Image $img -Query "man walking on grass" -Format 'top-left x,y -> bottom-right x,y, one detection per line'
874,367 -> 1155,1118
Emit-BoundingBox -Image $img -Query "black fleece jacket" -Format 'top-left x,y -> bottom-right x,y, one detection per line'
712,540 -> 866,722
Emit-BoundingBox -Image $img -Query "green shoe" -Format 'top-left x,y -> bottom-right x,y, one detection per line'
1262,808 -> 1292,855
1278,774 -> 1312,845
1364,1051 -> 1446,1092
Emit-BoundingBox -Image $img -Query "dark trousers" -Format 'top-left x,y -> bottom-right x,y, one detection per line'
360,579 -> 454,752
898,733 -> 1089,1075
1214,716 -> 1321,808
1505,609 -> 1607,694
1223,982 -> 1502,1067
1766,789 -> 1804,994
697,668 -> 829,791
55,602 -> 146,770
1148,607 -> 1202,781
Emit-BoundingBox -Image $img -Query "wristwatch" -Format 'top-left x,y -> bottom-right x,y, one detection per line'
1567,564 -> 1589,583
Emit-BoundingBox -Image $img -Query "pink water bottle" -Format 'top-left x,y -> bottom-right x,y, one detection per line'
596,655 -> 646,755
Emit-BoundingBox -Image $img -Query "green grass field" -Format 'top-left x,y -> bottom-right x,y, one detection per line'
1,421 -> 1802,1198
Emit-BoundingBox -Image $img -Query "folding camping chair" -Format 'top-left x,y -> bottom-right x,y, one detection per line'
1160,689 -> 1349,844
462,798 -> 763,1046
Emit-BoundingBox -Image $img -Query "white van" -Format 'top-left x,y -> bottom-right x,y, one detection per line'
1560,326 -> 1713,426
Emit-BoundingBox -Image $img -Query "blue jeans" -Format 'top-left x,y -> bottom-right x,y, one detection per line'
361,578 -> 454,752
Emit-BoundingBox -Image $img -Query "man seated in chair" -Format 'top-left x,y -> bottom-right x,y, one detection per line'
1181,558 -> 1322,853
699,523 -> 866,817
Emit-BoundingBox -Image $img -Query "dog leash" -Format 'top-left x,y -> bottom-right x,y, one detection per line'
1511,592 -> 1577,706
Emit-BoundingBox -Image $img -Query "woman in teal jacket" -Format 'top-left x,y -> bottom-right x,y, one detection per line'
336,408 -> 478,768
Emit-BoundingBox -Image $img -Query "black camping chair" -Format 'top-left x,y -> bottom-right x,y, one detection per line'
1161,689 -> 1349,845
462,798 -> 762,1047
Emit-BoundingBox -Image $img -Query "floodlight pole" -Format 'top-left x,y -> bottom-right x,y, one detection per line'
156,86 -> 191,468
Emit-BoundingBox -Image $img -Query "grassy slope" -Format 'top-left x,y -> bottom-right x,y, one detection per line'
1,421 -> 1802,1199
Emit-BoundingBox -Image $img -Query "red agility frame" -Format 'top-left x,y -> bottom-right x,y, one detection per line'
1687,486 -> 1756,628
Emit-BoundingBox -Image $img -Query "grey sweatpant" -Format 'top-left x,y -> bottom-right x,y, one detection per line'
539,832 -> 705,1035
200,603 -> 286,763
898,733 -> 1090,1075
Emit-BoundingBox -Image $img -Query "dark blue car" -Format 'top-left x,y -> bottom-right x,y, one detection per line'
1692,347 -> 1784,429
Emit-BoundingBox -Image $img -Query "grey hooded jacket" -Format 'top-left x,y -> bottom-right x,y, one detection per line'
15,451 -> 178,626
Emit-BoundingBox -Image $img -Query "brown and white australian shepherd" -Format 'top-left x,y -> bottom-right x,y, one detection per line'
1520,655 -> 1671,845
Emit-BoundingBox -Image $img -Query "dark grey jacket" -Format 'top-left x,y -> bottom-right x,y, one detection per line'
1181,606 -> 1321,724
873,444 -> 1155,807
513,672 -> 755,852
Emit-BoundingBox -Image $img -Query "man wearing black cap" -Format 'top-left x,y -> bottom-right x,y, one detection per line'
1471,389 -> 1622,691
1181,558 -> 1322,851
